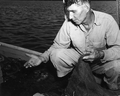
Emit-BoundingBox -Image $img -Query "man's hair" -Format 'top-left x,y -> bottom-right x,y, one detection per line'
63,0 -> 91,7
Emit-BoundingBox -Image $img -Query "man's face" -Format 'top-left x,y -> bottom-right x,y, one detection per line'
65,3 -> 88,25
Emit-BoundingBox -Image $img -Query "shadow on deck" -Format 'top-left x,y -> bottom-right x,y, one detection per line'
0,55 -> 120,96
0,55 -> 67,96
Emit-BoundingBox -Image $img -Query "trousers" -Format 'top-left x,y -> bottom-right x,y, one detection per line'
50,48 -> 120,85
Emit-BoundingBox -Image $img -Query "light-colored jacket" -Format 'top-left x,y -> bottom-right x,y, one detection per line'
41,10 -> 120,63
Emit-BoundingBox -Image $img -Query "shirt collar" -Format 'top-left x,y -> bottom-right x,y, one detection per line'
92,9 -> 101,26
71,9 -> 101,30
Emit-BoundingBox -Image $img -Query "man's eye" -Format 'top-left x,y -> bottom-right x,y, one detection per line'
72,11 -> 76,13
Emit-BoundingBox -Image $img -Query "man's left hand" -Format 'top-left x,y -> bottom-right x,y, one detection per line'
83,48 -> 104,62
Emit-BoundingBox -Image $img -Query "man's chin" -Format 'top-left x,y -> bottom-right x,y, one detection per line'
70,20 -> 80,26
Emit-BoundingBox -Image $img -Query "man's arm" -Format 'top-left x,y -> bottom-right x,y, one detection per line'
39,20 -> 71,63
102,17 -> 120,62
24,20 -> 71,68
83,16 -> 120,62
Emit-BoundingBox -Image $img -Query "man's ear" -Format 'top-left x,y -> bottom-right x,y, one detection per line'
84,2 -> 90,12
63,0 -> 65,3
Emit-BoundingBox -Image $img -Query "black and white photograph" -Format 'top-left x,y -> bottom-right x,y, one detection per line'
0,0 -> 120,96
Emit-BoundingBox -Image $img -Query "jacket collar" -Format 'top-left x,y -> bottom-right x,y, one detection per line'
92,9 -> 101,26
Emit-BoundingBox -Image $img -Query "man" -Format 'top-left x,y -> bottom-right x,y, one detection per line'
24,0 -> 120,90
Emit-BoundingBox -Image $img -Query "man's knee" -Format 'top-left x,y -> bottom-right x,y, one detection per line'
112,60 -> 120,73
50,49 -> 64,63
103,60 -> 120,85
102,60 -> 120,78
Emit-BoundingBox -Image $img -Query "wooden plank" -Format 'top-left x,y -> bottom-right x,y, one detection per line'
0,42 -> 42,61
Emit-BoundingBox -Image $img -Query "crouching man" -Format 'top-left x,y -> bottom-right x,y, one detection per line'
24,0 -> 120,90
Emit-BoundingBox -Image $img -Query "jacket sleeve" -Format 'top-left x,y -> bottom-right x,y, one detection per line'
40,20 -> 71,63
102,17 -> 120,62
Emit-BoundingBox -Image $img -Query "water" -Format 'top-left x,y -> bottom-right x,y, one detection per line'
0,1 -> 65,53
0,1 -> 118,53
91,1 -> 119,24
0,2 -> 66,95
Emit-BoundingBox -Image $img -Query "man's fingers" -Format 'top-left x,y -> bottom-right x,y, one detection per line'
24,55 -> 42,68
24,61 -> 28,66
83,55 -> 94,59
86,48 -> 94,53
83,55 -> 94,62
24,63 -> 33,68
83,56 -> 89,59
24,62 -> 30,68
24,60 -> 33,68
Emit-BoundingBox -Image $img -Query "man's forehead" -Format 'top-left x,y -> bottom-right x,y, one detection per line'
67,3 -> 79,10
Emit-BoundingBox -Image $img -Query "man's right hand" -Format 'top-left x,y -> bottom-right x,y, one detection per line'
24,54 -> 43,68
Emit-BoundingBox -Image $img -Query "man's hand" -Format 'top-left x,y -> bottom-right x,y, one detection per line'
24,54 -> 43,68
83,48 -> 104,62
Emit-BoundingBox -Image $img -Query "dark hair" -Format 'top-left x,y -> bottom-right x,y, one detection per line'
63,0 -> 91,7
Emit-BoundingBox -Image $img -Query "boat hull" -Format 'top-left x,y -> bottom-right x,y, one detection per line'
0,42 -> 42,61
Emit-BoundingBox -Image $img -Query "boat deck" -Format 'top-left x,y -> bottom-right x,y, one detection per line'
0,56 -> 67,96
